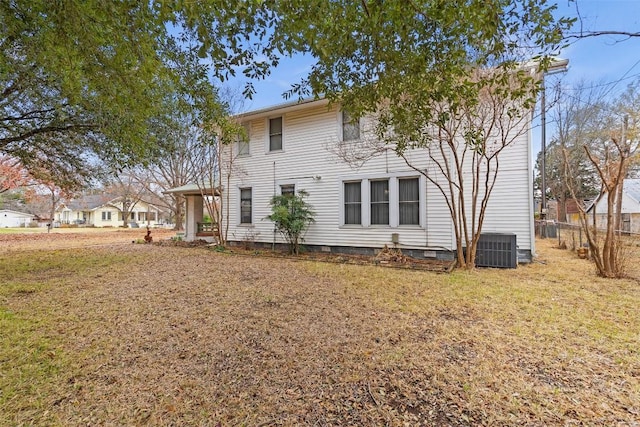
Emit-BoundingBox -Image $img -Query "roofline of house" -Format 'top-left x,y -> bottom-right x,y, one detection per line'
233,97 -> 330,121
233,57 -> 569,120
163,183 -> 221,196
0,209 -> 35,217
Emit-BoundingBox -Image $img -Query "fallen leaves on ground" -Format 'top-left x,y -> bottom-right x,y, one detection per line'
1,234 -> 639,426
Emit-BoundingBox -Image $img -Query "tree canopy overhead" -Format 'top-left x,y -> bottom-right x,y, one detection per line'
1,0 -> 574,192
268,0 -> 573,132
0,0 -> 253,188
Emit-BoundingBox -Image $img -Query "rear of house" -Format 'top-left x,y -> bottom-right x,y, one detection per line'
221,99 -> 536,262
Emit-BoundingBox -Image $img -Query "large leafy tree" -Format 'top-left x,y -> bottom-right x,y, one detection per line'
1,1 -> 164,185
0,1 -> 264,189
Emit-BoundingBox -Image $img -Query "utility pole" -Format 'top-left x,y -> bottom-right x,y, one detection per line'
540,82 -> 547,228
615,115 -> 629,235
538,58 -> 569,239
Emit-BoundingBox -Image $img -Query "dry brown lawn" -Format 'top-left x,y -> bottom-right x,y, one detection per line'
1,231 -> 639,426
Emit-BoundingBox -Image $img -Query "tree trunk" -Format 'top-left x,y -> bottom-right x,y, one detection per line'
557,195 -> 567,222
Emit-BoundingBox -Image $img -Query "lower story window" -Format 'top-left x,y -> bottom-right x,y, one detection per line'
399,178 -> 420,225
370,179 -> 389,225
344,181 -> 362,225
101,211 -> 111,221
342,177 -> 421,227
281,184 -> 295,197
240,188 -> 252,224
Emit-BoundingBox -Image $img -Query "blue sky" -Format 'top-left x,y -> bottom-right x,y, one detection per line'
533,0 -> 640,159
557,0 -> 640,90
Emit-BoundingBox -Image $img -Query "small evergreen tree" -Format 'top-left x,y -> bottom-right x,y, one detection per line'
267,190 -> 315,255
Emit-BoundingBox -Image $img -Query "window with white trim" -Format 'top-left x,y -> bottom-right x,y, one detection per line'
341,177 -> 422,227
344,181 -> 362,225
399,178 -> 420,225
237,123 -> 250,157
240,188 -> 252,224
342,110 -> 360,141
101,211 -> 111,221
370,179 -> 389,225
280,184 -> 295,197
269,117 -> 282,151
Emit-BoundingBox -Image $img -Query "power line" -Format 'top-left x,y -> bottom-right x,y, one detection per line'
563,71 -> 640,91
600,57 -> 640,99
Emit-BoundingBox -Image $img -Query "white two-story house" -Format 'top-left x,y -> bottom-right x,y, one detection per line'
198,96 -> 536,265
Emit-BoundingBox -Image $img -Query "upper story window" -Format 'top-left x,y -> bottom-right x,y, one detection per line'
342,110 -> 360,142
237,123 -> 250,157
269,117 -> 283,151
344,181 -> 362,225
240,188 -> 252,224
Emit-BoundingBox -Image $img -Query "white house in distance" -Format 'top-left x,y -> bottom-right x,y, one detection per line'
56,194 -> 165,228
175,96 -> 536,265
587,178 -> 640,234
0,209 -> 35,227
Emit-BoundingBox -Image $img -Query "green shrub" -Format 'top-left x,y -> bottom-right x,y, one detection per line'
266,190 -> 315,255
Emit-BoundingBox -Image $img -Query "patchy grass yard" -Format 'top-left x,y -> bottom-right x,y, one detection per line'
0,234 -> 639,426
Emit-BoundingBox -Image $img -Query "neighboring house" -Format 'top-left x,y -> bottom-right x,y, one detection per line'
56,194 -> 165,228
587,178 -> 640,234
0,209 -> 35,227
177,97 -> 536,262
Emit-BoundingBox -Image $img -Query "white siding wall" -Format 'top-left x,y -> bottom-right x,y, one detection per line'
224,101 -> 534,254
467,129 -> 534,254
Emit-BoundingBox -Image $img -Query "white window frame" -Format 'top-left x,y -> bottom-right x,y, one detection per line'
342,180 -> 363,226
280,184 -> 295,197
398,177 -> 420,226
340,174 -> 425,228
267,116 -> 283,152
239,187 -> 253,225
237,122 -> 250,157
370,179 -> 390,226
340,110 -> 361,142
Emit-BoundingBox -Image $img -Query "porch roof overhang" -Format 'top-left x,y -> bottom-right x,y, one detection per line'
164,183 -> 221,196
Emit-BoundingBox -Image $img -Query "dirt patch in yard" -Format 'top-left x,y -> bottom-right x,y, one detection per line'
0,228 -> 176,252
1,234 -> 639,426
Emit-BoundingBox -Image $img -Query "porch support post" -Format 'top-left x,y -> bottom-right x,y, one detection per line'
185,195 -> 204,241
